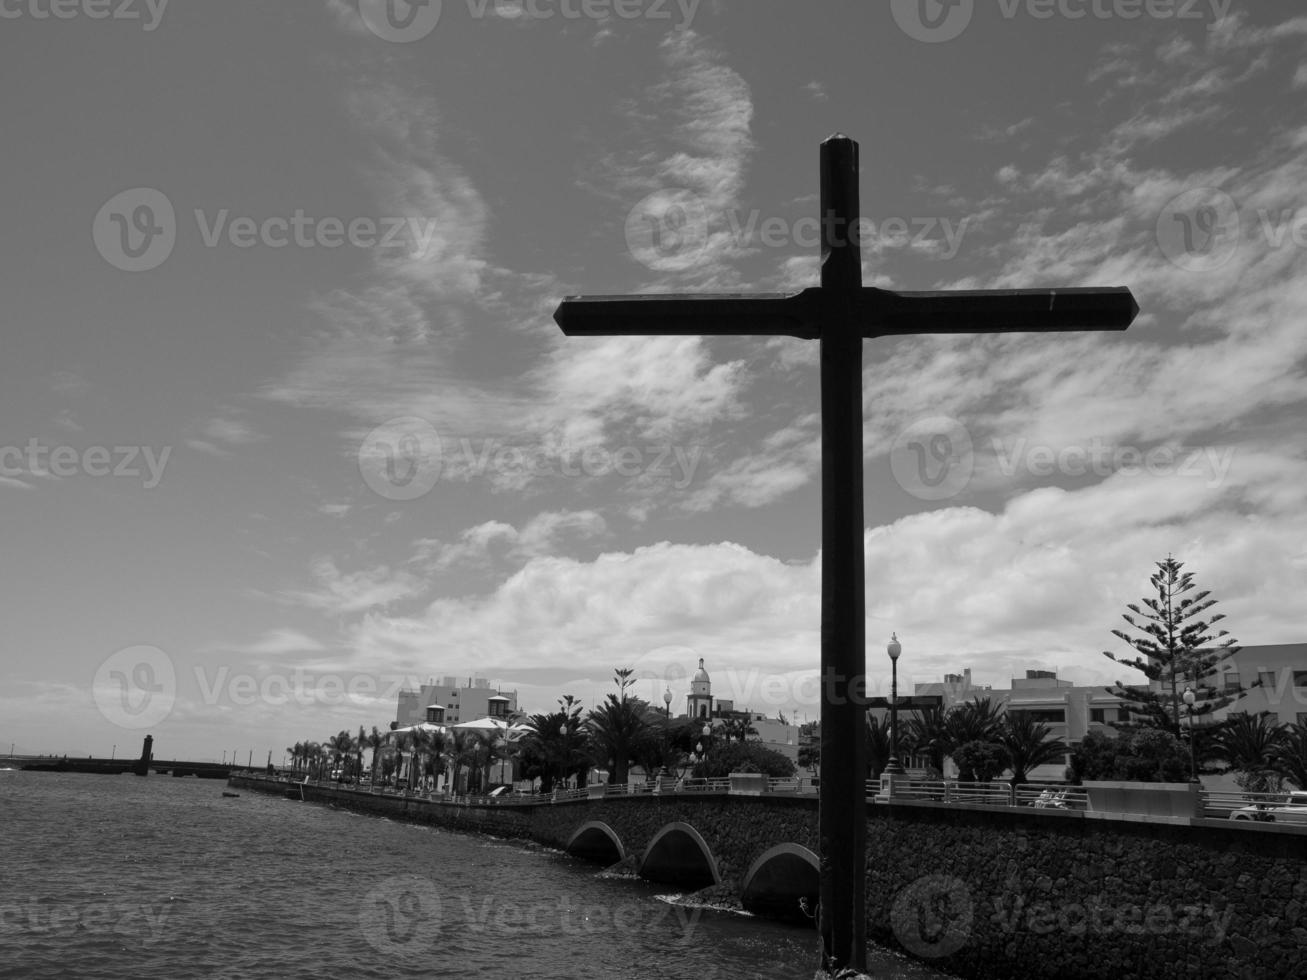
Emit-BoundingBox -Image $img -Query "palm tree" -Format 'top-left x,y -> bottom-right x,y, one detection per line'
355,726 -> 368,782
1270,724 -> 1307,790
585,669 -> 648,784
389,729 -> 413,788
305,741 -> 325,780
865,712 -> 892,778
327,730 -> 354,781
363,726 -> 385,786
1216,712 -> 1285,792
448,729 -> 481,795
522,696 -> 587,792
904,705 -> 949,776
997,712 -> 1068,790
418,726 -> 450,792
945,697 -> 1005,747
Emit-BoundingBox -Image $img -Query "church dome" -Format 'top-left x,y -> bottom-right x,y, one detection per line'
693,658 -> 709,683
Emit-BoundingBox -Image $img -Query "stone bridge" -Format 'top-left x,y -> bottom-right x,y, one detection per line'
530,794 -> 820,918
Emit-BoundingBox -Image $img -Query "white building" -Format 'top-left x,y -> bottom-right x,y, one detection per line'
395,676 -> 519,728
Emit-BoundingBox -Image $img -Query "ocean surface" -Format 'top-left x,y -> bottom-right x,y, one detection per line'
0,770 -> 954,979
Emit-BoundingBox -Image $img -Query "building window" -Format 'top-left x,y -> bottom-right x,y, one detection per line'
1223,673 -> 1241,693
1258,671 -> 1277,689
1090,709 -> 1105,724
1010,709 -> 1065,724
1117,707 -> 1130,722
1295,671 -> 1307,689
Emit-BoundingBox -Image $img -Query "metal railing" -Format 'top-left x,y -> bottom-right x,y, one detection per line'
867,778 -> 1089,811
1198,789 -> 1307,821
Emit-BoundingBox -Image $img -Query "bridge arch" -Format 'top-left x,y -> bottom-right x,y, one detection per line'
638,821 -> 720,888
565,821 -> 625,864
739,843 -> 819,921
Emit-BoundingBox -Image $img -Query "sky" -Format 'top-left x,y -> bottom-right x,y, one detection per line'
2,1 -> 1305,762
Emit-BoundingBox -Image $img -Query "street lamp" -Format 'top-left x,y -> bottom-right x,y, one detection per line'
558,721 -> 569,791
663,687 -> 672,717
884,633 -> 905,775
1182,687 -> 1199,783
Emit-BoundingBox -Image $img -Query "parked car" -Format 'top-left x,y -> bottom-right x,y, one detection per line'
1230,790 -> 1307,823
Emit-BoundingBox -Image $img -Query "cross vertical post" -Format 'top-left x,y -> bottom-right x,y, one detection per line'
817,134 -> 867,972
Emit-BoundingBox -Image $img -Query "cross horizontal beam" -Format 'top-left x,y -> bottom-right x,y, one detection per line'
553,292 -> 815,338
554,286 -> 1138,339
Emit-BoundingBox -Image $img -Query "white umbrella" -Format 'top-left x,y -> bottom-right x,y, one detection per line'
391,722 -> 447,735
451,717 -> 530,739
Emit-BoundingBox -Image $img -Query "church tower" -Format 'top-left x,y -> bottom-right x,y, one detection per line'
686,658 -> 712,719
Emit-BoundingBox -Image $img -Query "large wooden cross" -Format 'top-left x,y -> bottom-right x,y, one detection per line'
553,134 -> 1137,972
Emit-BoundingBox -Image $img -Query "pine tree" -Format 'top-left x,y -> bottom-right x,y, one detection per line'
1102,556 -> 1242,736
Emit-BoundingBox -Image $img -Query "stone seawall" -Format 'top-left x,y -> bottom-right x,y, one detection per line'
231,776 -> 1307,979
863,802 -> 1307,979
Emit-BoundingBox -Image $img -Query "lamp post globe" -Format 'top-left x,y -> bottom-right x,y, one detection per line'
884,633 -> 906,776
663,687 -> 672,717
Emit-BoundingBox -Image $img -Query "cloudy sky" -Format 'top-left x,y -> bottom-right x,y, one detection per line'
2,1 -> 1305,761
